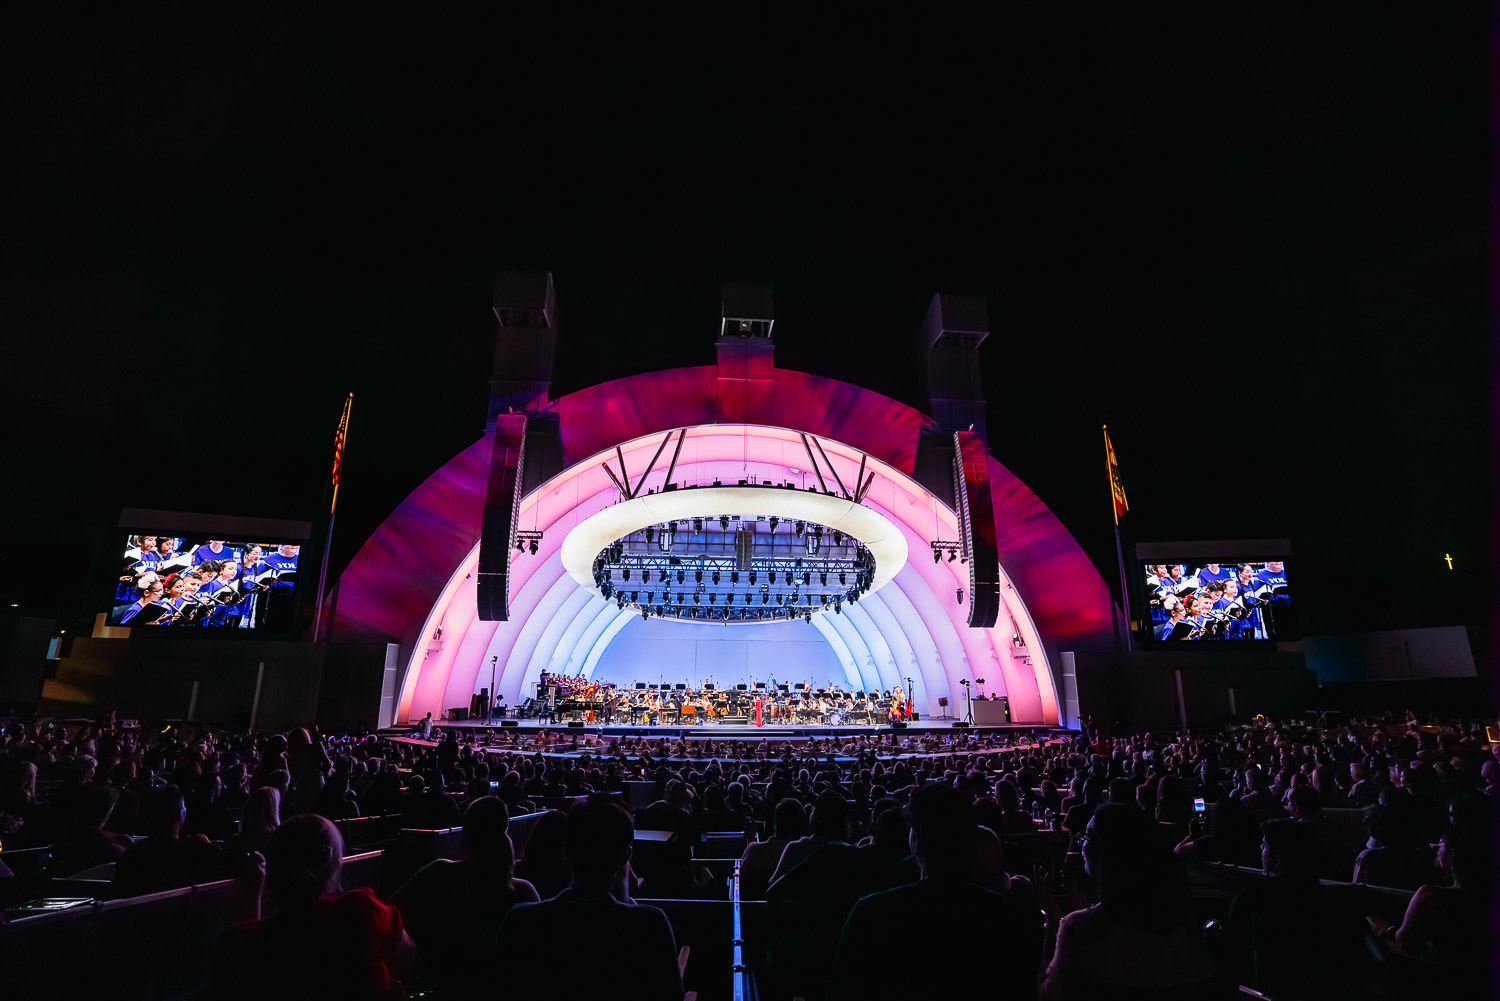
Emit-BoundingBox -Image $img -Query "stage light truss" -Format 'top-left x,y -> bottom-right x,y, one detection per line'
591,516 -> 876,622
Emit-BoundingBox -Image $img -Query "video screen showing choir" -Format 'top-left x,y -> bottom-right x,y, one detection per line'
110,534 -> 301,629
1140,561 -> 1290,641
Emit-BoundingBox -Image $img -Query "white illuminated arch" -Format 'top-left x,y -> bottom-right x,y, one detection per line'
398,424 -> 1056,723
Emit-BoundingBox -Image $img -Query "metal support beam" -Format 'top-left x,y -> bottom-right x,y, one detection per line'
629,430 -> 675,499
799,433 -> 830,494
661,428 -> 687,493
811,435 -> 851,499
601,461 -> 628,498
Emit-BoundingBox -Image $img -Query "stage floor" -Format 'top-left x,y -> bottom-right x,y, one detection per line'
394,716 -> 1059,742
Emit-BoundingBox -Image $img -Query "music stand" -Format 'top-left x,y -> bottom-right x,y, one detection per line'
777,683 -> 789,693
752,682 -> 764,690
794,682 -> 805,690
738,683 -> 750,691
703,683 -> 715,691
674,683 -> 686,690
635,683 -> 647,690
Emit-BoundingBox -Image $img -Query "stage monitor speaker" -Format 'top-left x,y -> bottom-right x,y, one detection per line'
566,721 -> 584,728
892,722 -> 908,730
910,712 -> 920,721
500,720 -> 518,728
953,721 -> 970,728
447,707 -> 469,721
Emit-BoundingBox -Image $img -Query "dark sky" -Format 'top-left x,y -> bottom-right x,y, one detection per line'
2,7 -> 1489,638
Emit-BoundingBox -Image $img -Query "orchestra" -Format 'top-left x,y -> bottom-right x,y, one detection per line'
530,673 -> 919,727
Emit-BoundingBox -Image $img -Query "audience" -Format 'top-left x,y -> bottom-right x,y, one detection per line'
831,783 -> 1042,1001
1,709 -> 1495,1000
212,814 -> 414,1000
114,784 -> 239,895
391,796 -> 539,995
496,795 -> 683,1000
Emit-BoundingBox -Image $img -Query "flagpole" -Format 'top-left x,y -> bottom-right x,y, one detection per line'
313,393 -> 352,643
1104,425 -> 1135,654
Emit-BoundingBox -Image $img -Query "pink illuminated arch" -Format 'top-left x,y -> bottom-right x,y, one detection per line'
331,368 -> 1114,724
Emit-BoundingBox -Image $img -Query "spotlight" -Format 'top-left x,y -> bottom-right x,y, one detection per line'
731,571 -> 740,584
803,571 -> 811,586
804,612 -> 812,622
839,572 -> 846,586
631,592 -> 639,602
709,593 -> 717,604
712,571 -> 721,585
820,573 -> 828,586
833,531 -> 843,546
693,518 -> 703,533
767,570 -> 776,585
769,516 -> 780,532
762,593 -> 769,604
693,593 -> 701,604
776,594 -> 784,604
677,593 -> 685,603
956,587 -> 965,603
795,521 -> 805,537
659,569 -> 668,583
516,539 -> 525,552
949,549 -> 958,562
695,569 -> 703,584
622,568 -> 631,581
677,569 -> 686,584
720,515 -> 730,531
528,539 -> 538,555
749,571 -> 757,585
646,592 -> 654,603
645,526 -> 655,543
933,550 -> 941,564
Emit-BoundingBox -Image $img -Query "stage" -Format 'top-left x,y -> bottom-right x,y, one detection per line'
388,715 -> 1066,743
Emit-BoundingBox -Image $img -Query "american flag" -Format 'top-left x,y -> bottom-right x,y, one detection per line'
1104,425 -> 1128,524
331,393 -> 352,488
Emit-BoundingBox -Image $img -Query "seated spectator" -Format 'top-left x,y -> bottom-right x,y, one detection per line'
212,814 -> 414,1001
1040,803 -> 1211,1000
57,784 -> 132,873
858,806 -> 919,892
391,797 -> 539,995
312,771 -> 361,821
741,797 -> 808,899
513,808 -> 571,900
114,785 -> 239,895
0,759 -> 46,848
1223,819 -> 1362,999
770,789 -> 850,885
831,783 -> 1042,1001
398,773 -> 460,829
1062,776 -> 1106,833
1368,802 -> 1491,994
496,796 -> 682,1000
226,786 -> 281,858
183,771 -> 236,842
1352,803 -> 1439,890
1287,786 -> 1352,881
1174,795 -> 1261,868
994,779 -> 1039,833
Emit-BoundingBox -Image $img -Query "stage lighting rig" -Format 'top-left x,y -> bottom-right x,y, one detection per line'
517,530 -> 544,555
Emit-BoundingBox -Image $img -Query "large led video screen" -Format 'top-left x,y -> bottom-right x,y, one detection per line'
110,535 -> 301,629
1138,560 -> 1290,642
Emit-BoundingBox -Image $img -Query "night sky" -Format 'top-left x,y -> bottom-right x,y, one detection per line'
3,8 -> 1488,640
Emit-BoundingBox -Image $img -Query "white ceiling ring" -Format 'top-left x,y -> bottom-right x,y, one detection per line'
559,485 -> 909,625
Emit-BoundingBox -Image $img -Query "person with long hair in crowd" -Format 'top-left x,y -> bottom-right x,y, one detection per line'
211,814 -> 414,1001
